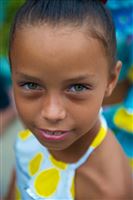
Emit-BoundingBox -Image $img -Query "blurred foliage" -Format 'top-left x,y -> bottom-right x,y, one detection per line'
0,0 -> 25,56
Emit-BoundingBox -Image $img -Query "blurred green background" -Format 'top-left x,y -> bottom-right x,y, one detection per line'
0,0 -> 25,56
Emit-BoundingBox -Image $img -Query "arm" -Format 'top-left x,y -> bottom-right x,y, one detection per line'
76,131 -> 133,199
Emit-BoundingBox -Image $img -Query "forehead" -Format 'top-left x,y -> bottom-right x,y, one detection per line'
11,25 -> 108,73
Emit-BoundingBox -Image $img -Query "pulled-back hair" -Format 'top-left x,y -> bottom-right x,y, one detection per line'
9,0 -> 117,68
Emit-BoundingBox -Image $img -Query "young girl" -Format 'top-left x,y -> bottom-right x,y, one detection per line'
9,0 -> 132,199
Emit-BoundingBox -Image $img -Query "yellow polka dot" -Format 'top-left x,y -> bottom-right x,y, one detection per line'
128,65 -> 133,83
70,177 -> 75,198
16,186 -> 21,200
50,155 -> 68,170
34,168 -> 60,197
129,158 -> 133,170
114,108 -> 133,133
29,153 -> 43,176
18,129 -> 32,141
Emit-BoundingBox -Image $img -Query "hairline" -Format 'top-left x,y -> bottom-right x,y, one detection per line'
9,20 -> 115,71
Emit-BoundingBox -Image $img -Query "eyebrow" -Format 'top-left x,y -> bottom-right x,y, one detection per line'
15,72 -> 96,83
63,74 -> 97,84
15,72 -> 42,82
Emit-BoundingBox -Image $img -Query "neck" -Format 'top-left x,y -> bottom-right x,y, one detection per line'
49,118 -> 100,164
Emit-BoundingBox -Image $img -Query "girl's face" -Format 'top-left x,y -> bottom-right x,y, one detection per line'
10,25 -> 119,150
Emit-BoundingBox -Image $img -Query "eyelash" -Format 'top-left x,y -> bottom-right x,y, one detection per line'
67,84 -> 91,93
19,82 -> 42,90
18,82 -> 91,93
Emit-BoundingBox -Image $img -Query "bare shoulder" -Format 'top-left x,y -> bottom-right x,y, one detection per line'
75,131 -> 133,199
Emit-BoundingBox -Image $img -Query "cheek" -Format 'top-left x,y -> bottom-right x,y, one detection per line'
14,95 -> 38,124
68,88 -> 104,119
70,99 -> 101,127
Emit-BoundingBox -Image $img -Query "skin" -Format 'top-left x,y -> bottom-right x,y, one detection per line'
10,25 -> 132,198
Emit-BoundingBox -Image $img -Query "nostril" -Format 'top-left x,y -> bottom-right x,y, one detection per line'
41,104 -> 66,122
45,111 -> 65,121
40,95 -> 67,122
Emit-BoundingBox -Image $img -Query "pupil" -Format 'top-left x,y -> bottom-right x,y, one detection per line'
29,83 -> 37,89
75,85 -> 83,91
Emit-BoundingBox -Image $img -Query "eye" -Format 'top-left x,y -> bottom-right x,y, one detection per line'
68,84 -> 89,93
20,82 -> 42,90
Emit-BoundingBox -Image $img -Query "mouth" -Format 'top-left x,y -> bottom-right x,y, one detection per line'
38,129 -> 70,141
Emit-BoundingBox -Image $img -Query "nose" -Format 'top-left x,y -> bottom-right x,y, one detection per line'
40,94 -> 66,123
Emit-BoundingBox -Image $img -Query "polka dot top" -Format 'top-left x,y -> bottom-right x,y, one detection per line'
15,117 -> 107,200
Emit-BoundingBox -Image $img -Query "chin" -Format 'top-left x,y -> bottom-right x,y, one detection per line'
39,140 -> 71,151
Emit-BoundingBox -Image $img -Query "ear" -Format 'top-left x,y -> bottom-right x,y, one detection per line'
105,61 -> 122,97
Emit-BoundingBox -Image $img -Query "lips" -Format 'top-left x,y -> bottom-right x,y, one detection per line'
44,130 -> 67,136
38,129 -> 70,141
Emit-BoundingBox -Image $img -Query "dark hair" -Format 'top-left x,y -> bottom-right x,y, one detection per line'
9,0 -> 117,68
